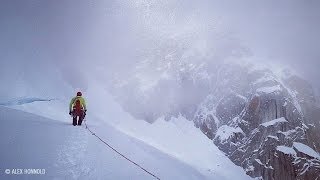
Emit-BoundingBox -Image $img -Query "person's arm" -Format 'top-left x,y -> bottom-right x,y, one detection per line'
69,97 -> 75,112
81,97 -> 87,111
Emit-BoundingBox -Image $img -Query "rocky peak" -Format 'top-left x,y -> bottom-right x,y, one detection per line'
193,63 -> 320,179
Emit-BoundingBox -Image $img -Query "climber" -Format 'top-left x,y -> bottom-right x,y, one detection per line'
69,91 -> 87,126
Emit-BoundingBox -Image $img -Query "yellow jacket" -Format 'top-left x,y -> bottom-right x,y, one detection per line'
69,96 -> 87,111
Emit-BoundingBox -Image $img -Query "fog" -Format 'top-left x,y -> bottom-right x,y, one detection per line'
1,0 -> 319,119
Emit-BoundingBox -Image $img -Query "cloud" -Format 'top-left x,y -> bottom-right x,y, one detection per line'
0,0 -> 319,99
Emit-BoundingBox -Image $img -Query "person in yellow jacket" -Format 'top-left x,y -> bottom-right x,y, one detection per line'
69,91 -> 87,126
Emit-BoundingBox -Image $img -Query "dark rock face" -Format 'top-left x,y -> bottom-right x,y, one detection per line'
216,93 -> 247,125
195,113 -> 218,140
192,65 -> 320,180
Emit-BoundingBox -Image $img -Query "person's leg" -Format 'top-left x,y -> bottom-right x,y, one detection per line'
78,111 -> 84,126
73,110 -> 80,125
73,116 -> 77,126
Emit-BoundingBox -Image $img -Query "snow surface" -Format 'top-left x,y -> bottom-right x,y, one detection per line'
277,79 -> 303,115
276,146 -> 297,156
293,142 -> 320,159
256,85 -> 282,94
254,159 -> 274,170
0,83 -> 251,180
253,75 -> 276,85
0,106 -> 210,180
0,97 -> 54,106
261,117 -> 288,127
278,129 -> 296,137
215,125 -> 244,142
266,135 -> 279,141
112,117 -> 250,179
255,159 -> 263,165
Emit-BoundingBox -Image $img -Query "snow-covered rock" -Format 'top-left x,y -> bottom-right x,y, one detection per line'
293,142 -> 320,159
260,117 -> 288,127
188,62 -> 320,179
215,125 -> 244,143
110,58 -> 320,179
276,146 -> 297,156
256,85 -> 282,94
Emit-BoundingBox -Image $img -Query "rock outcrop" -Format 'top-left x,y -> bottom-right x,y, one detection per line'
113,58 -> 320,179
194,64 -> 320,179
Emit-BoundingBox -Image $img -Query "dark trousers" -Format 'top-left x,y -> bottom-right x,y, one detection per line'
72,109 -> 84,126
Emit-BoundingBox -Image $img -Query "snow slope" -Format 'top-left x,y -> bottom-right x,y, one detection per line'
0,106 -> 207,180
0,83 -> 250,179
110,116 -> 249,179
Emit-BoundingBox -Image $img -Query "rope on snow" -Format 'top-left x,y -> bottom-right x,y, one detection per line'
84,121 -> 160,180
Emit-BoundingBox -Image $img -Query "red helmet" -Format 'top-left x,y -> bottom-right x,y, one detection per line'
77,92 -> 82,96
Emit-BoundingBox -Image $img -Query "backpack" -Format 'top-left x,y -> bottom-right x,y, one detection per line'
73,98 -> 83,112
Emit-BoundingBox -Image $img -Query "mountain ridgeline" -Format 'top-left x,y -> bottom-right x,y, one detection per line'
112,60 -> 320,179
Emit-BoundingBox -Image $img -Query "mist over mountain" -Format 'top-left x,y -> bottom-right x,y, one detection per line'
1,0 -> 319,93
0,1 -> 319,179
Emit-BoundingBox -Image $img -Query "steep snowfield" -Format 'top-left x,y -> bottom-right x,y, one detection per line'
0,106 -> 206,180
0,87 -> 250,179
110,116 -> 249,179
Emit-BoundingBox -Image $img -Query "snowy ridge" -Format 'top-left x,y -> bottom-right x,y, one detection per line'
276,146 -> 297,156
293,142 -> 320,159
0,97 -> 54,106
109,115 -> 250,180
276,143 -> 320,160
256,85 -> 282,94
0,91 -> 251,180
253,75 -> 276,85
